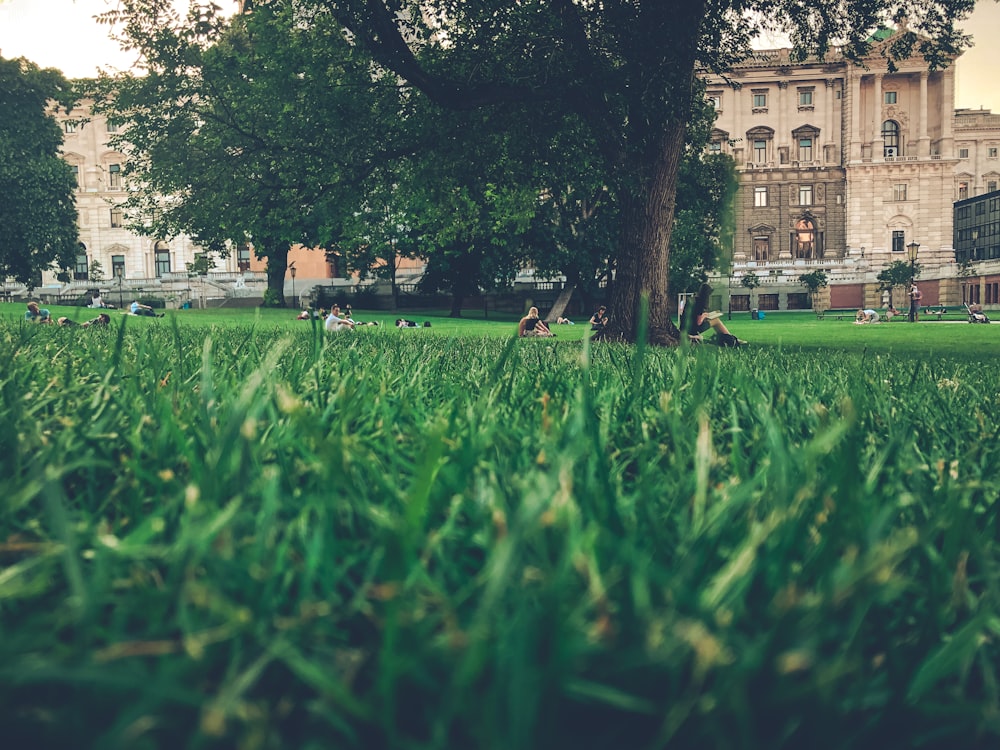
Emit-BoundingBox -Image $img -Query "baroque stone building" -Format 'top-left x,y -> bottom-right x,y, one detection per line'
702,29 -> 1000,312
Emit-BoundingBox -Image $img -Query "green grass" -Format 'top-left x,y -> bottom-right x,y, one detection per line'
1,310 -> 1000,748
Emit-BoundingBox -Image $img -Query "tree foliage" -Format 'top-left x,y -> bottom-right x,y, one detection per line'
312,0 -> 976,343
0,56 -> 79,285
878,260 -> 920,307
95,0 -> 405,305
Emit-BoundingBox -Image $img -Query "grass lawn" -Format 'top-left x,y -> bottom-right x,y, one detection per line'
4,302 -> 997,355
3,300 -> 1000,748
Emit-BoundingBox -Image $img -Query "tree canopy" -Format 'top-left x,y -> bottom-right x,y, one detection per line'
95,0 -> 407,305
0,56 -> 79,286
313,0 -> 977,342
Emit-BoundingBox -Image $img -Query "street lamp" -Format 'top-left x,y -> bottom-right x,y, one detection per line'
117,267 -> 124,309
288,262 -> 297,307
907,240 -> 920,322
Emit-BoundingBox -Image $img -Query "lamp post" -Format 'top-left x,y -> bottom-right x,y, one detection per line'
906,240 -> 920,322
117,268 -> 124,309
288,262 -> 297,307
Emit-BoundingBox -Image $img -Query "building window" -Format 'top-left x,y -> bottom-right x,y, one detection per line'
753,236 -> 770,261
798,90 -> 813,107
112,255 -> 125,278
708,141 -> 722,153
753,139 -> 767,163
798,138 -> 813,162
892,230 -> 905,253
989,180 -> 998,193
884,91 -> 897,104
752,92 -> 767,108
64,121 -> 77,133
794,218 -> 816,259
106,119 -> 119,134
989,147 -> 998,159
893,183 -> 908,201
959,182 -> 969,200
799,185 -> 813,206
110,208 -> 123,228
70,165 -> 80,190
754,186 -> 768,207
74,251 -> 89,281
237,244 -> 251,272
958,206 -> 972,219
882,120 -> 900,157
959,148 -> 970,159
108,163 -> 122,190
154,241 -> 170,277
707,93 -> 721,110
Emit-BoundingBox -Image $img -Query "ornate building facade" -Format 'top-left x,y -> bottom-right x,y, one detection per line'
702,30 -> 1000,312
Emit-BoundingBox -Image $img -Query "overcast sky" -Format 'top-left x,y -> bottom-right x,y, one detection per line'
1,0 -> 998,112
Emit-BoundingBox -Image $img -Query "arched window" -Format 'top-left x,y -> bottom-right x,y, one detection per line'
794,218 -> 816,259
882,120 -> 901,157
154,240 -> 171,277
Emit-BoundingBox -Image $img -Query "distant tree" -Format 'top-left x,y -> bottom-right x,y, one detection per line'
877,260 -> 919,309
186,253 -> 212,277
798,270 -> 829,310
96,1 -> 403,306
740,271 -> 761,309
0,56 -> 79,284
88,258 -> 107,285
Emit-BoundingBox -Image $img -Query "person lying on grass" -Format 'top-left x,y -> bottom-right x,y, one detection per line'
518,306 -> 555,338
25,301 -> 52,323
686,283 -> 746,346
130,300 -> 162,317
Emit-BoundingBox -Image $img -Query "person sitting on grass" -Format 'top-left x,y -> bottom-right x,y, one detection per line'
686,283 -> 746,346
518,306 -> 555,338
82,313 -> 111,328
855,308 -> 880,324
325,305 -> 356,332
130,300 -> 162,317
24,301 -> 53,323
589,306 -> 608,331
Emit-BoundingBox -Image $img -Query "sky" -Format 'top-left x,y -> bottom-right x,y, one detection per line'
0,0 -> 999,111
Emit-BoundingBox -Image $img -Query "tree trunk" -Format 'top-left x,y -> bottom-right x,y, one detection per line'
262,242 -> 289,307
595,120 -> 687,345
449,293 -> 464,317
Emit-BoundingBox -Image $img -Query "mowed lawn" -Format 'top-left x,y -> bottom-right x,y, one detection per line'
3,299 -> 1000,747
3,302 -> 998,356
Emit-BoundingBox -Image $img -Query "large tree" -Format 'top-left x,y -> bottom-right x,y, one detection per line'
0,56 -> 79,285
96,0 -> 404,305
316,0 -> 975,343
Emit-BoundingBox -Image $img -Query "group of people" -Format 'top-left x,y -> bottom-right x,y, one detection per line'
517,291 -> 745,347
24,301 -> 111,328
297,304 -> 380,331
858,284 -> 930,324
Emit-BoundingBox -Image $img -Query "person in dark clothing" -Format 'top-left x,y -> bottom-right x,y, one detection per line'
687,283 -> 746,346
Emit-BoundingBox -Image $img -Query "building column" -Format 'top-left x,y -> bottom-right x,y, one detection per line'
918,71 -> 930,156
825,78 -> 836,163
942,68 -> 955,156
872,73 -> 884,159
850,72 -> 862,161
733,82 -> 743,164
777,80 -> 788,163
